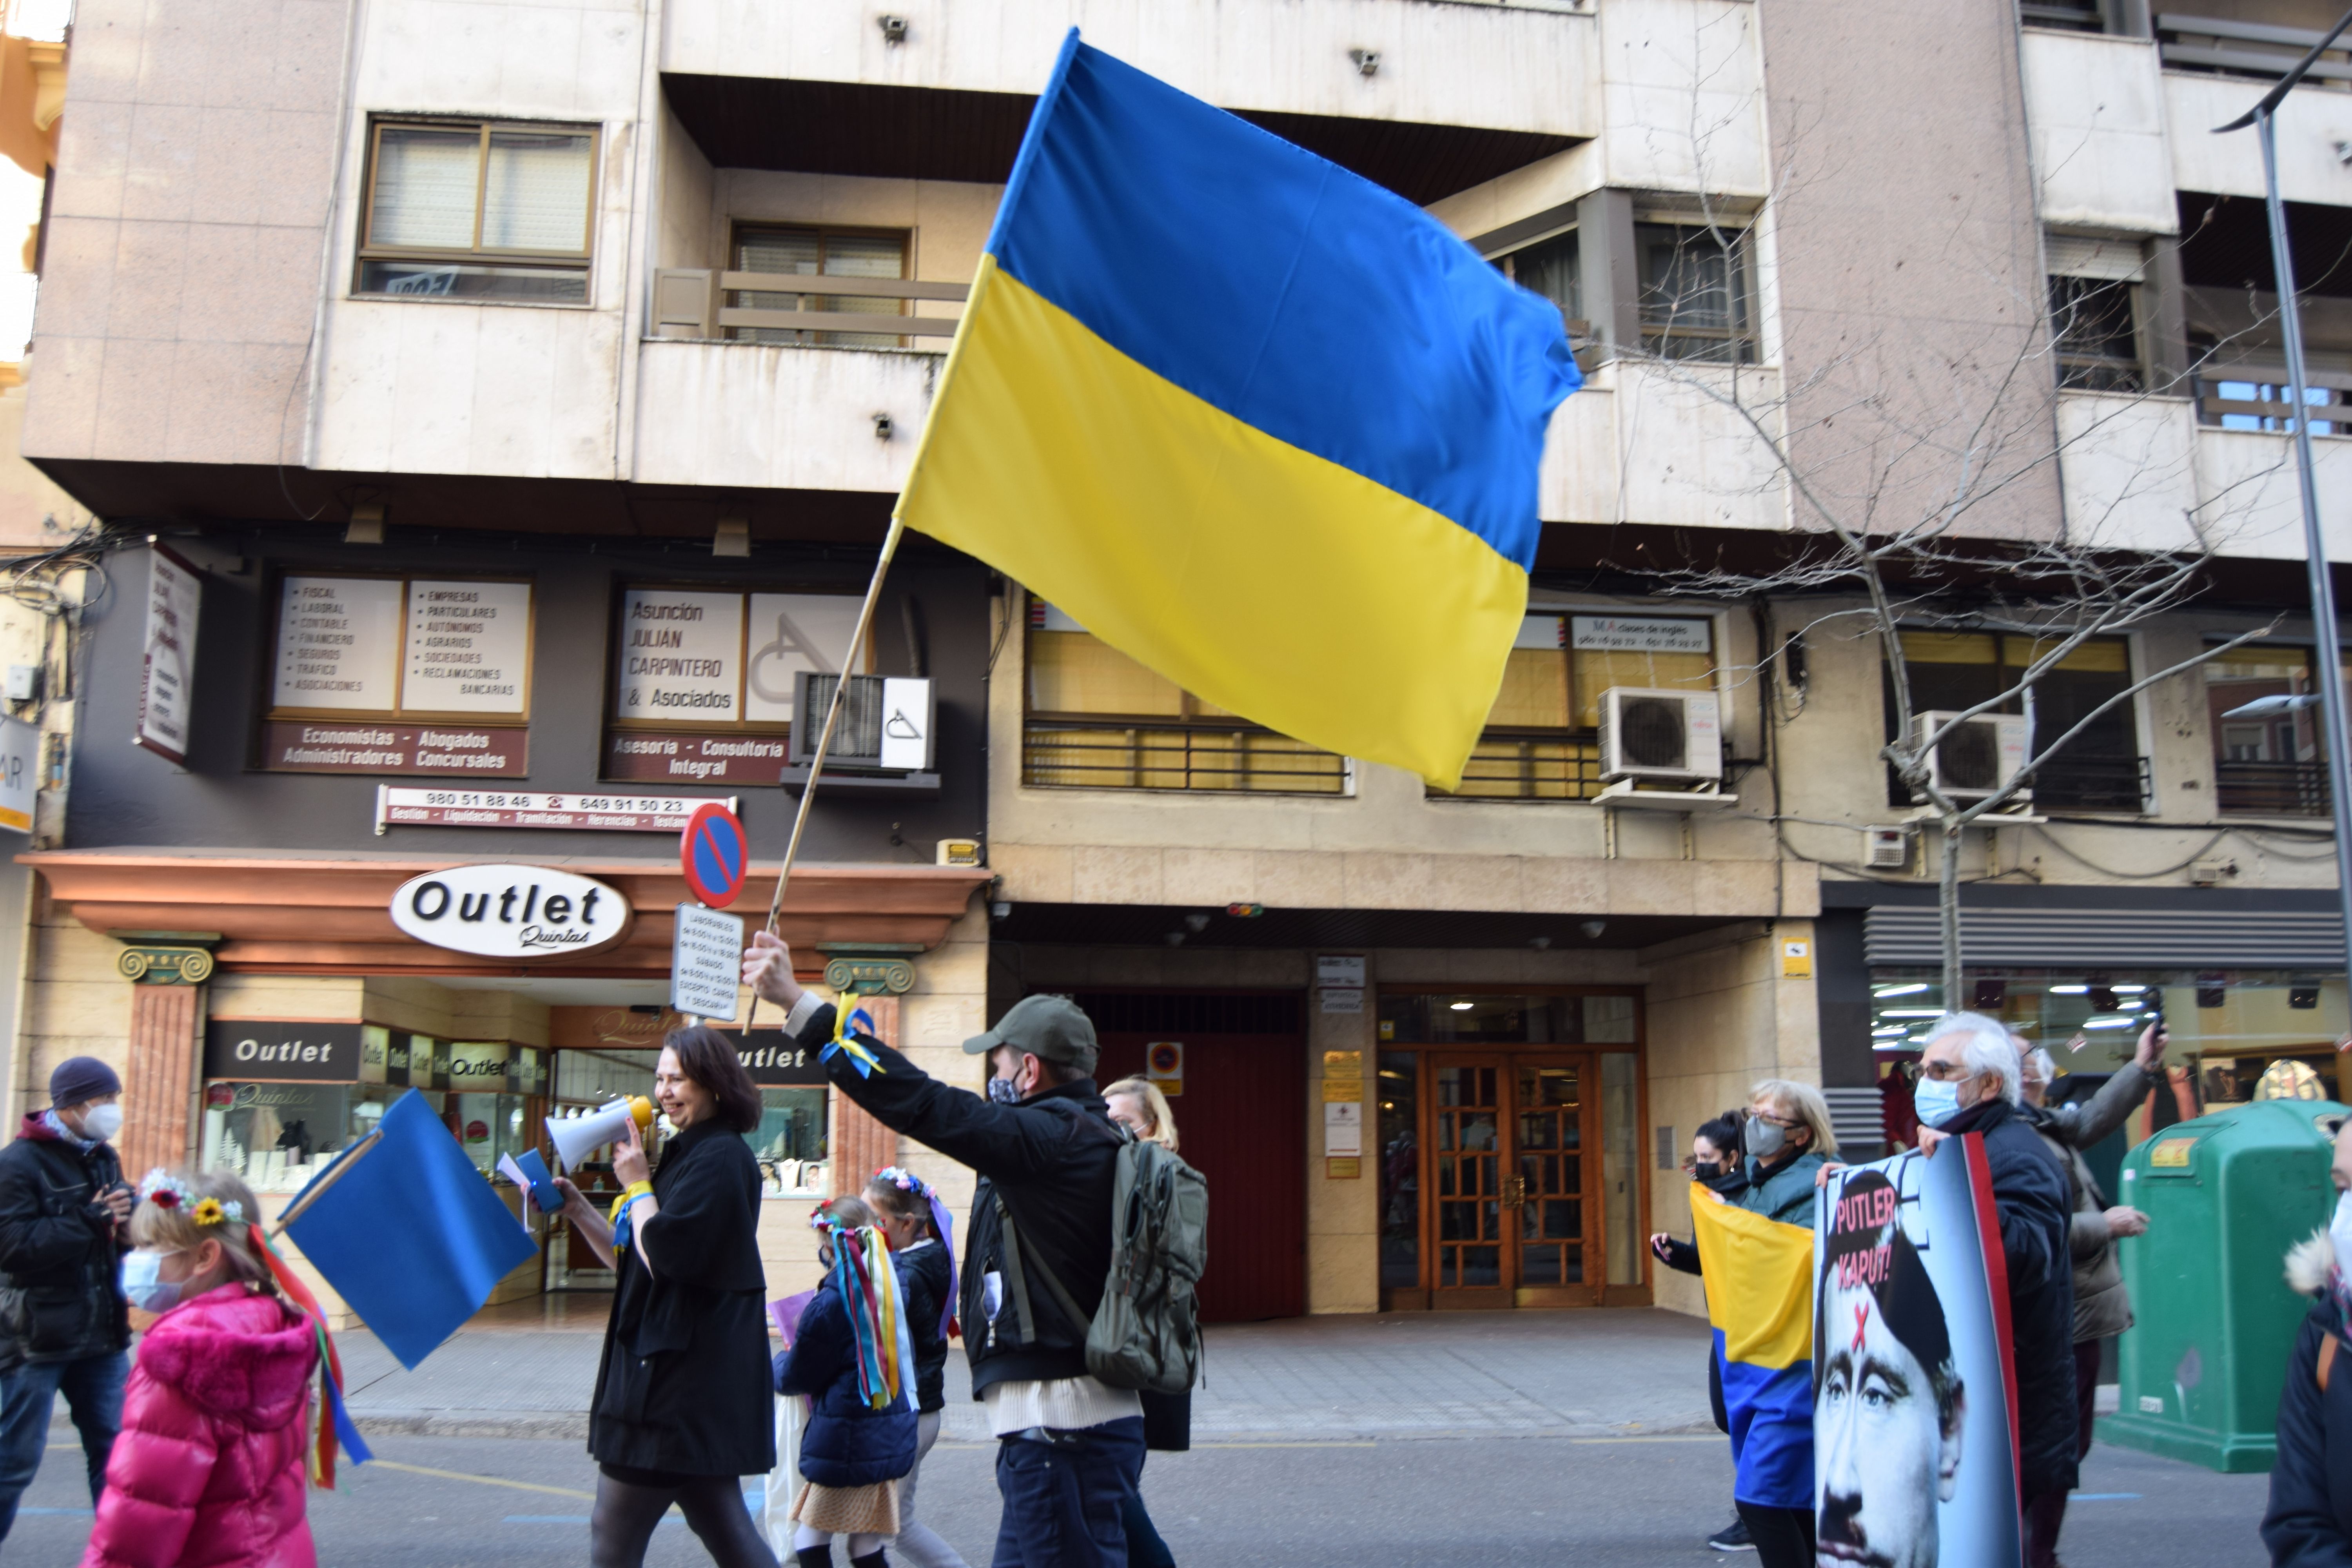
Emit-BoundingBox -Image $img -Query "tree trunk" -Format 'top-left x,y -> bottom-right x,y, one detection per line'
1939,820 -> 1963,1009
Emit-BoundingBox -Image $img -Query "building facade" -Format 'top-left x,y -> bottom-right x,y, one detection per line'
7,0 -> 2351,1322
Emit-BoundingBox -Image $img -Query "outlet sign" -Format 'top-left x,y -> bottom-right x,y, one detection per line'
390,864 -> 632,960
203,1020 -> 365,1082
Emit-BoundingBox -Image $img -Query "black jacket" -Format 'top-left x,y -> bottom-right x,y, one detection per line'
800,1004 -> 1123,1400
1942,1095 -> 2078,1504
893,1236 -> 953,1415
0,1114 -> 129,1374
589,1118 -> 775,1477
773,1279 -> 920,1488
2267,1235 -> 2352,1568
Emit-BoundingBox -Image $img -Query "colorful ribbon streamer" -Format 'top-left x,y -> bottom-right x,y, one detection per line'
252,1224 -> 370,1487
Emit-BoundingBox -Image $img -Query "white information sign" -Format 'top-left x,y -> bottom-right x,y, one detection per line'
1316,955 -> 1367,988
1570,615 -> 1712,654
375,786 -> 735,834
744,593 -> 864,723
0,714 -> 36,832
405,580 -> 531,714
1323,1101 -> 1363,1157
671,902 -> 744,1021
1320,987 -> 1365,1014
613,590 -> 742,722
136,546 -> 203,763
275,576 -> 403,711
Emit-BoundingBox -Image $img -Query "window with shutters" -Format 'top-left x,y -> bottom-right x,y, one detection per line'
2047,234 -> 2147,392
1635,221 -> 1755,363
356,119 -> 597,303
1432,613 -> 1716,800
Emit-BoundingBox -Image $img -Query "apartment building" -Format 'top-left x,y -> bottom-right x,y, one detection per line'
5,0 -> 2350,1325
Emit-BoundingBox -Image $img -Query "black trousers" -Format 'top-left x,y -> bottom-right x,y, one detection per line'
1734,1501 -> 1815,1568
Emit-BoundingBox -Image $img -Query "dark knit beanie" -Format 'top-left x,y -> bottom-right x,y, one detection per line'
49,1056 -> 122,1107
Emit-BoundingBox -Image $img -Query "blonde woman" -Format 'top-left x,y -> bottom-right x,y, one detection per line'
1103,1077 -> 1179,1152
1098,1074 -> 1185,1568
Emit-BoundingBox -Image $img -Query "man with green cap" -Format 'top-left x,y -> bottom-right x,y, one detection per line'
744,931 -> 1143,1567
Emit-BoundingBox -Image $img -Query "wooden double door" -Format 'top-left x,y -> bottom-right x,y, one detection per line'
1422,1054 -> 1604,1308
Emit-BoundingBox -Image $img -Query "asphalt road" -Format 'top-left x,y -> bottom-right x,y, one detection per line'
5,1430 -> 2273,1567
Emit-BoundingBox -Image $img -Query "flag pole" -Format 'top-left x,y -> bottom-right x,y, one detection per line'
743,515 -> 910,1032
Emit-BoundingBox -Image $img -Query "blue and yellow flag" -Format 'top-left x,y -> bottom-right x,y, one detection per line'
1688,1187 -> 1817,1510
897,33 -> 1581,790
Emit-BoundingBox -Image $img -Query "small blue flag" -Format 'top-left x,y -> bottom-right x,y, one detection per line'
283,1090 -> 538,1369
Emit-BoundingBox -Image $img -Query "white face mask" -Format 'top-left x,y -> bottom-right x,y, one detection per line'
120,1249 -> 185,1313
78,1104 -> 123,1142
2330,1190 -> 2352,1267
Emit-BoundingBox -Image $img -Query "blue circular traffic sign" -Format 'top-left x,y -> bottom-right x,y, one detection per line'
680,802 -> 749,908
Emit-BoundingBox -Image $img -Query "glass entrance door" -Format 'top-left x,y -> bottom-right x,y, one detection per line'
1425,1053 -> 1600,1308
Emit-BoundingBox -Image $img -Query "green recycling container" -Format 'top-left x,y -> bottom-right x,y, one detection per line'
2099,1097 -> 2345,1473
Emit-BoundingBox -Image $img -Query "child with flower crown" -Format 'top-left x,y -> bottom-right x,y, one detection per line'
81,1170 -> 320,1568
773,1196 -> 918,1568
863,1168 -> 967,1568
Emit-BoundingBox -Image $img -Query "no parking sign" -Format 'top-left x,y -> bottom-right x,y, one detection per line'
680,802 -> 749,909
1147,1040 -> 1183,1098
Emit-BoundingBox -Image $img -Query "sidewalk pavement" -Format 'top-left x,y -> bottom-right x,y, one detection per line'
325,1295 -> 1720,1443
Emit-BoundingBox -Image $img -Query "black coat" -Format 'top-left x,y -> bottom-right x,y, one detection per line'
1942,1096 -> 2078,1504
773,1279 -> 919,1488
589,1118 -> 775,1477
2265,1293 -> 2352,1566
0,1116 -> 129,1374
800,1004 -> 1123,1400
893,1236 -> 952,1415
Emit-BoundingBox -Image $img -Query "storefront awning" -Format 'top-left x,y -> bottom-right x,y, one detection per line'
1863,905 -> 2346,970
20,849 -> 989,977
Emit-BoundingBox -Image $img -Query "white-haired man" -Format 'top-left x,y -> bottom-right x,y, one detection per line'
1912,1011 -> 2078,1528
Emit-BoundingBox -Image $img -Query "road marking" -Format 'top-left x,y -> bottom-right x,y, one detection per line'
1570,1434 -> 1724,1445
1198,1441 -> 1379,1449
366,1459 -> 596,1500
15,1507 -> 91,1516
506,1515 -> 593,1525
2073,1493 -> 2143,1501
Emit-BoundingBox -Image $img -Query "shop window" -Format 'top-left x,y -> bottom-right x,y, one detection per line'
1022,599 -> 1348,795
1434,612 -> 1715,801
1884,630 -> 2145,811
729,225 -> 911,349
1378,1052 -> 1419,1294
753,1088 -> 828,1196
260,572 -> 533,780
602,584 -> 868,787
358,119 -> 595,302
2203,644 -> 2352,817
1491,228 -> 1581,338
202,1083 -> 402,1194
1635,221 -> 1754,363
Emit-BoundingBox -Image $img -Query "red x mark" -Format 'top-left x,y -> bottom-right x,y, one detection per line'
1851,1301 -> 1871,1353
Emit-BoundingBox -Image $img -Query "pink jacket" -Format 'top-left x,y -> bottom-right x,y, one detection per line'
82,1283 -> 319,1568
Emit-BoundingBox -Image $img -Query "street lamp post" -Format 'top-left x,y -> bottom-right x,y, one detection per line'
2215,6 -> 2352,971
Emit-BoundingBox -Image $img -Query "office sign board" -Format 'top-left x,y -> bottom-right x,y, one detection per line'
136,545 -> 202,764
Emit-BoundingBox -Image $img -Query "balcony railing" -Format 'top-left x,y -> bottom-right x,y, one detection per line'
1430,732 -> 1606,800
2027,753 -> 2152,812
650,268 -> 968,343
2194,368 -> 2347,432
2217,759 -> 2330,816
1023,718 -> 1349,795
2158,13 -> 2352,86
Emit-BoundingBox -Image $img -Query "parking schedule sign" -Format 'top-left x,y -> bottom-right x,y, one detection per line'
672,902 -> 744,1021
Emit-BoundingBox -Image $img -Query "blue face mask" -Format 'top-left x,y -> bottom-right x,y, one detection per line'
120,1250 -> 184,1314
1912,1074 -> 1963,1130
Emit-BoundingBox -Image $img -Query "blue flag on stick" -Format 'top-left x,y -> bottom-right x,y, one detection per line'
282,1089 -> 537,1369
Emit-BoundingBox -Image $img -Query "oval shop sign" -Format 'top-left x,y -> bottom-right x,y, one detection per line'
390,864 -> 632,960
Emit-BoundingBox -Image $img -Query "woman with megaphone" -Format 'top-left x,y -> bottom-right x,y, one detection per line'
550,1025 -> 779,1568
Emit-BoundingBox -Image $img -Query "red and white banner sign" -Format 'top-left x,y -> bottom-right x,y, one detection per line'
374,786 -> 737,834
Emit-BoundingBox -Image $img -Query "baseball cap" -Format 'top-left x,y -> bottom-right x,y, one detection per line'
964,994 -> 1099,1075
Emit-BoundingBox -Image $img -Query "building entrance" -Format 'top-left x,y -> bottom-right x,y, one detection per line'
1377,991 -> 1648,1310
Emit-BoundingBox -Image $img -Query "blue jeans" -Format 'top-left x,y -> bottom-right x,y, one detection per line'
991,1417 -> 1146,1568
0,1350 -> 128,1542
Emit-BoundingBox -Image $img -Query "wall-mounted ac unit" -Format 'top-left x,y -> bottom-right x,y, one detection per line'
789,673 -> 934,772
1598,688 -> 1722,784
1909,711 -> 2029,803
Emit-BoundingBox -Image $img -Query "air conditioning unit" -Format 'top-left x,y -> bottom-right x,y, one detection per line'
1909,711 -> 2029,803
789,673 -> 934,772
1598,688 -> 1722,784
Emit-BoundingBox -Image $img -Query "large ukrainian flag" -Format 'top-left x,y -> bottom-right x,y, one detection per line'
897,33 -> 1581,790
1688,1187 -> 1817,1509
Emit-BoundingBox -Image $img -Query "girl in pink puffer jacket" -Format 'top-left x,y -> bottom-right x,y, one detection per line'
81,1171 -> 319,1568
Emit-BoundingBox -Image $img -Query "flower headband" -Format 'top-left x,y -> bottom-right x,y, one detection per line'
872,1166 -> 933,1200
807,1200 -> 866,1236
138,1171 -> 244,1226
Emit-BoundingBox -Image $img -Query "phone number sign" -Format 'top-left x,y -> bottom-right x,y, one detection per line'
375,786 -> 739,834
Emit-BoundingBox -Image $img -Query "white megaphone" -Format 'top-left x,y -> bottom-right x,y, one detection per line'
546,1096 -> 655,1173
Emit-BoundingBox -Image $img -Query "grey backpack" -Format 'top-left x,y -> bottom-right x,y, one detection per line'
999,1130 -> 1208,1394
